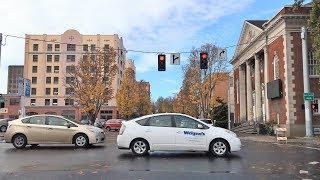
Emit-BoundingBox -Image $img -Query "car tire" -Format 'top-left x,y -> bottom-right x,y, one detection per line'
12,134 -> 27,149
74,134 -> 89,148
106,127 -> 111,131
209,139 -> 229,157
0,125 -> 7,132
131,139 -> 149,156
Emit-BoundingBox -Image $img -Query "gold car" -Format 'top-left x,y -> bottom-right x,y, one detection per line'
4,115 -> 105,149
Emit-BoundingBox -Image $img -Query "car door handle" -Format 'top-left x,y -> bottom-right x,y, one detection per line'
145,129 -> 151,132
26,126 -> 31,128
48,128 -> 53,130
177,131 -> 182,134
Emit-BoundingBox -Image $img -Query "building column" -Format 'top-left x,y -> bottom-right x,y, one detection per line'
263,46 -> 270,122
239,65 -> 246,123
254,54 -> 263,122
246,60 -> 253,123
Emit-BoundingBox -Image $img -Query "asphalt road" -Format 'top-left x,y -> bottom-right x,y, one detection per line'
0,131 -> 319,180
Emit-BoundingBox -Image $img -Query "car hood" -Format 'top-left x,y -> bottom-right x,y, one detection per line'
81,125 -> 103,133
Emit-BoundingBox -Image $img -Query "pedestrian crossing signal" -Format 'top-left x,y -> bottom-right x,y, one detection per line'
200,52 -> 208,69
158,54 -> 166,71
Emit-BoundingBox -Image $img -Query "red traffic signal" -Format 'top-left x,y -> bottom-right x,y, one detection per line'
158,54 -> 166,71
200,52 -> 208,69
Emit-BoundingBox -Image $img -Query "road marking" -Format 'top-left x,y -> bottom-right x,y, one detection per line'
308,161 -> 319,165
299,170 -> 308,174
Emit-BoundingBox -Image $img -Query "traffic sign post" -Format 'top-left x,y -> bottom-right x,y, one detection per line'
217,48 -> 227,60
170,53 -> 180,65
304,92 -> 314,101
18,78 -> 31,117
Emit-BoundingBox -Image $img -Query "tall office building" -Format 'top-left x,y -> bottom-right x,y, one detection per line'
7,65 -> 24,94
23,29 -> 126,120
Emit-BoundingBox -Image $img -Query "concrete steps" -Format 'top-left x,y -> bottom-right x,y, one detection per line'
232,123 -> 258,134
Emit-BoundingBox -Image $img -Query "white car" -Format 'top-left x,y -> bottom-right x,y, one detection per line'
117,113 -> 241,157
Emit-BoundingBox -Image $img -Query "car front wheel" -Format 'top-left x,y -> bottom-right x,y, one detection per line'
74,134 -> 89,148
12,134 -> 27,149
131,139 -> 149,156
210,139 -> 229,157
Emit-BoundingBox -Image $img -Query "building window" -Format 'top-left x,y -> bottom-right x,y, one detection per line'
66,66 -> 75,74
30,99 -> 36,106
52,99 -> 58,105
45,88 -> 51,95
46,66 -> 52,73
47,44 -> 52,51
32,66 -> 37,73
312,99 -> 319,114
53,77 -> 59,84
67,44 -> 76,51
53,88 -> 58,95
46,77 -> 51,84
104,44 -> 109,51
65,99 -> 74,106
66,77 -> 75,84
66,87 -> 74,95
31,88 -> 36,95
32,77 -> 37,84
33,55 -> 38,62
90,44 -> 96,51
308,51 -> 319,76
90,55 -> 96,61
83,55 -> 88,60
54,55 -> 60,62
33,44 -> 38,51
10,98 -> 20,105
273,52 -> 279,80
67,55 -> 75,62
55,44 -> 60,51
47,55 -> 52,62
83,44 -> 88,51
54,66 -> 59,73
45,99 -> 50,106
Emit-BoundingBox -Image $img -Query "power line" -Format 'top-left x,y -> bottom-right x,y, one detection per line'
1,33 -> 284,55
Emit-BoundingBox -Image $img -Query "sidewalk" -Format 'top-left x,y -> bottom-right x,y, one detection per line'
238,133 -> 320,148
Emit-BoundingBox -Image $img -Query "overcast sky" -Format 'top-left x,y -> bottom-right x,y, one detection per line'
0,0 -> 306,100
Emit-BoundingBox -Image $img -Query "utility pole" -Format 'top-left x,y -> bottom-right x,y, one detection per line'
301,26 -> 313,137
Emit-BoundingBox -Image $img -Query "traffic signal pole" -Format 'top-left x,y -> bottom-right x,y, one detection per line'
301,26 -> 313,137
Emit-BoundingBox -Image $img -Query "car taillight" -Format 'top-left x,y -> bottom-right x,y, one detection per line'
119,124 -> 126,135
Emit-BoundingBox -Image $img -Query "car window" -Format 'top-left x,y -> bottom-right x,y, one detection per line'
174,115 -> 207,129
148,115 -> 172,127
28,116 -> 46,125
136,118 -> 148,126
46,116 -> 68,126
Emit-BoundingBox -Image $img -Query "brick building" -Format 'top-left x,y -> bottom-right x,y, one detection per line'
0,94 -> 20,119
231,3 -> 320,136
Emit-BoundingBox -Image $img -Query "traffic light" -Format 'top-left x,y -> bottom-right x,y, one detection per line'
200,52 -> 208,69
0,94 -> 4,108
158,54 -> 166,71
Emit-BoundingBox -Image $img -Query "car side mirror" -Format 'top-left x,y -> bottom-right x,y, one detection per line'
197,124 -> 204,129
65,123 -> 71,128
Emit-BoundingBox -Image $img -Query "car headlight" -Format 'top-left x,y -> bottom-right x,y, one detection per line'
224,129 -> 237,137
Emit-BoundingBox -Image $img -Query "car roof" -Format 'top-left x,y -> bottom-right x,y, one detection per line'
131,113 -> 196,121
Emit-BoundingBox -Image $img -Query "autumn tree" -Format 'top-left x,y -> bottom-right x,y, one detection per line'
135,80 -> 152,116
154,97 -> 174,113
116,67 -> 137,119
309,0 -> 320,77
181,44 -> 228,119
67,48 -> 117,124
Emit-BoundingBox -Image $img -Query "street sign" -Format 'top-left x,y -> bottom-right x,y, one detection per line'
170,53 -> 180,65
18,78 -> 31,97
304,92 -> 314,101
217,48 -> 227,60
0,108 -> 8,114
0,94 -> 4,104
